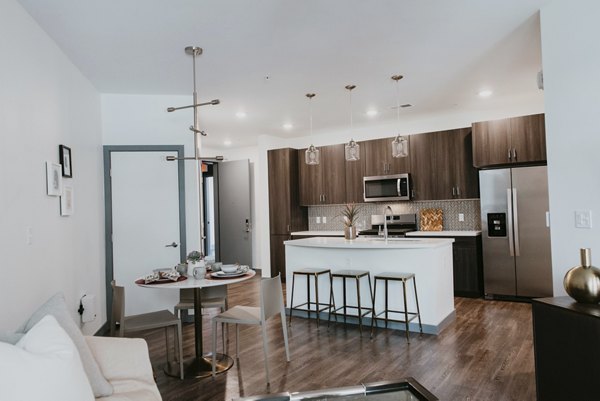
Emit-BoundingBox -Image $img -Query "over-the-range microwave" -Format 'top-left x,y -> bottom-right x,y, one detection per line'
363,173 -> 411,202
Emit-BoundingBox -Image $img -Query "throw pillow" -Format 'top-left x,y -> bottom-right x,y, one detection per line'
0,315 -> 95,401
18,293 -> 113,397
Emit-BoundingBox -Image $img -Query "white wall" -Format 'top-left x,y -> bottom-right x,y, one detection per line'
540,0 -> 600,295
0,0 -> 104,333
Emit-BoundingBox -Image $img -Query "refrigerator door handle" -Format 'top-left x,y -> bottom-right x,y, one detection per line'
507,188 -> 515,257
546,211 -> 551,228
512,187 -> 521,256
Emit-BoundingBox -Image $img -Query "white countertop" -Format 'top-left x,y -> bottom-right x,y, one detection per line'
284,236 -> 454,249
290,231 -> 344,236
405,230 -> 481,237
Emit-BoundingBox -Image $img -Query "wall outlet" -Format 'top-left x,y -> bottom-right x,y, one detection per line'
316,216 -> 321,224
575,210 -> 592,228
322,216 -> 327,224
458,213 -> 465,222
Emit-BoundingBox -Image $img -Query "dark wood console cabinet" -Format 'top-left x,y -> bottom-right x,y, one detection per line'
532,297 -> 600,401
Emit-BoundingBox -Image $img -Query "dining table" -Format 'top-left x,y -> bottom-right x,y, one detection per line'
136,268 -> 256,378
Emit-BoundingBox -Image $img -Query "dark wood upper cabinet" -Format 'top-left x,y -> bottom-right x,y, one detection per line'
472,113 -> 546,168
510,113 -> 546,164
268,148 -> 307,234
409,132 -> 437,200
298,144 -> 346,205
364,137 -> 411,177
409,128 -> 479,200
448,128 -> 479,199
344,143 -> 366,204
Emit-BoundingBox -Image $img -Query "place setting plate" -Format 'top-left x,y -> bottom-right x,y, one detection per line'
210,264 -> 250,279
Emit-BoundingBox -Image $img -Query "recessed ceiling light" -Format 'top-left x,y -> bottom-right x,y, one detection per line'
366,109 -> 378,117
478,89 -> 493,98
224,140 -> 232,146
235,111 -> 247,118
283,123 -> 293,130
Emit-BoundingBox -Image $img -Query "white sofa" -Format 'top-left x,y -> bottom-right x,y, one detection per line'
86,336 -> 162,401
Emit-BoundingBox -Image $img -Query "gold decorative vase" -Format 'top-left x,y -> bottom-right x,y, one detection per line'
344,225 -> 357,240
563,248 -> 600,304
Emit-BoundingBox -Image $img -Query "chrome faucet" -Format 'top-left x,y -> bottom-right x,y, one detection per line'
383,206 -> 393,240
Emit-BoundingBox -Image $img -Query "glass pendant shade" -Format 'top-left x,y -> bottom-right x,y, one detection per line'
304,93 -> 319,165
345,139 -> 360,161
305,144 -> 320,165
392,135 -> 408,158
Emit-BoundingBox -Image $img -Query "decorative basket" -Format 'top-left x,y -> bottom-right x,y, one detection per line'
420,208 -> 443,231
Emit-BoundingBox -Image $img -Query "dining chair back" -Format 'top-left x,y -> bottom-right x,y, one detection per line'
110,280 -> 184,379
211,274 -> 290,386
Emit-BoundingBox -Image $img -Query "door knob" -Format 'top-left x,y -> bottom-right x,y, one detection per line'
165,242 -> 179,248
245,219 -> 251,233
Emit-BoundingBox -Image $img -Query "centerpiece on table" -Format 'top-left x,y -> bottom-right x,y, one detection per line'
187,250 -> 205,277
341,203 -> 361,240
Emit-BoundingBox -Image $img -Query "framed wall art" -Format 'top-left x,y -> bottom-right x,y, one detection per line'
46,162 -> 62,196
60,185 -> 74,216
59,145 -> 72,178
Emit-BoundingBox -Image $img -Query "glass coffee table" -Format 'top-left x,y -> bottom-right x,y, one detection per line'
235,378 -> 438,400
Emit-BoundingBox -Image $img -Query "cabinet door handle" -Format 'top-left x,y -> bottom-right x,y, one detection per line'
456,186 -> 460,196
452,187 -> 456,196
512,148 -> 517,161
508,149 -> 512,161
287,224 -> 290,232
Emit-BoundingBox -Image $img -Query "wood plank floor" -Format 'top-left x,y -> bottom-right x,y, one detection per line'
137,275 -> 535,400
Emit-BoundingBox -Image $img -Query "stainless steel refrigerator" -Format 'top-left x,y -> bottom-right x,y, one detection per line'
480,166 -> 553,298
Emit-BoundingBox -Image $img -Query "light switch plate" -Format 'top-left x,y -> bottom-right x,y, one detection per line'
458,213 -> 465,222
316,217 -> 321,224
575,210 -> 592,228
322,216 -> 327,224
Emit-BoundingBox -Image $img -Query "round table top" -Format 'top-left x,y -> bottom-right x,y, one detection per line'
136,269 -> 256,289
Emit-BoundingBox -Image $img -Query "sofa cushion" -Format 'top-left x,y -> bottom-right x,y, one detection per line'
0,331 -> 24,344
18,293 -> 113,397
0,315 -> 95,401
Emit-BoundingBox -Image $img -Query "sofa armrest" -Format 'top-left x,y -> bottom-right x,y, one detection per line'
85,336 -> 161,400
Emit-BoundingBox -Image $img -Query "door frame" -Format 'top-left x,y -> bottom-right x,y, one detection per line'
103,145 -> 187,322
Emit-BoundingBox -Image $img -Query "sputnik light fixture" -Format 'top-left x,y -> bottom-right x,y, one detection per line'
344,85 -> 360,161
391,74 -> 409,158
304,93 -> 320,165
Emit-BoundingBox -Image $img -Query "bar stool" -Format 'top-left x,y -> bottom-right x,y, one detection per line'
371,272 -> 422,343
288,268 -> 334,328
330,269 -> 374,336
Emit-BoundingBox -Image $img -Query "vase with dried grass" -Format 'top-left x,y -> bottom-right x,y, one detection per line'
341,203 -> 360,240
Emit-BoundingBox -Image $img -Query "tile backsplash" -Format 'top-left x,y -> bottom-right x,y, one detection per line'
308,199 -> 481,231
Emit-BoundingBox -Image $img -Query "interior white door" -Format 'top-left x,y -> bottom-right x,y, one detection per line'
218,159 -> 252,266
111,151 -> 181,315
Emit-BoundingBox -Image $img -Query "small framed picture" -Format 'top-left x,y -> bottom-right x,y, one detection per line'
46,162 -> 63,196
59,145 -> 72,178
60,185 -> 74,216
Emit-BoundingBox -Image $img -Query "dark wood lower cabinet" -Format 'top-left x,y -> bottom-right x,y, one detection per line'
452,236 -> 483,297
409,235 -> 483,297
532,297 -> 600,401
270,235 -> 289,282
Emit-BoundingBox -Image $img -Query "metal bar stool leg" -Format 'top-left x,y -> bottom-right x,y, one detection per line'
402,280 -> 410,343
356,276 -> 363,336
342,277 -> 347,325
306,274 -> 311,320
328,271 -> 337,326
288,272 -> 296,327
314,273 -> 320,327
385,279 -> 389,329
413,276 -> 423,335
370,277 -> 378,338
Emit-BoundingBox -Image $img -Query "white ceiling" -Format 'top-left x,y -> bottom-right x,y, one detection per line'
17,0 -> 548,148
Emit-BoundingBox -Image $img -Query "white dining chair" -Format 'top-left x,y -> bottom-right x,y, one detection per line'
111,280 -> 184,379
211,274 -> 290,385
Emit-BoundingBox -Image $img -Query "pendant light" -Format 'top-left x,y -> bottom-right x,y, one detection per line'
304,93 -> 320,165
344,85 -> 360,161
391,75 -> 408,158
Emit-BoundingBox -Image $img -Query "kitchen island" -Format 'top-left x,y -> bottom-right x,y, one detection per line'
284,237 -> 455,334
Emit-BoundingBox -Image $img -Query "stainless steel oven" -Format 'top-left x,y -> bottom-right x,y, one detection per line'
363,173 -> 411,202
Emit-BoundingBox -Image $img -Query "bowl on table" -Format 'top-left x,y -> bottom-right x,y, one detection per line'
221,264 -> 239,273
